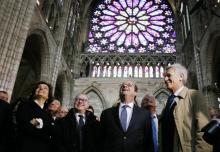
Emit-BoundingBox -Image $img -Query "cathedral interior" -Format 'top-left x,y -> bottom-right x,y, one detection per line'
0,0 -> 220,116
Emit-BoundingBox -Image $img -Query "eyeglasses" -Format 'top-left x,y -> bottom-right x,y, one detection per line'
75,98 -> 88,102
58,111 -> 68,114
121,83 -> 135,87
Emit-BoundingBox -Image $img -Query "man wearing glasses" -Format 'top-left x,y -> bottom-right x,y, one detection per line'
56,93 -> 100,152
99,80 -> 153,152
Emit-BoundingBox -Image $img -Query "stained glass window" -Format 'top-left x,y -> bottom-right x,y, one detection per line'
113,66 -> 117,77
118,66 -> 122,77
134,66 -> 138,77
107,66 -> 112,77
160,66 -> 164,77
128,66 -> 132,77
149,66 -> 153,77
103,65 -> 107,77
124,66 -> 128,77
145,66 -> 149,77
88,0 -> 176,53
155,66 -> 160,78
139,66 -> 143,77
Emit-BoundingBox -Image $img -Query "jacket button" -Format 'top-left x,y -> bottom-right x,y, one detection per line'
123,136 -> 127,140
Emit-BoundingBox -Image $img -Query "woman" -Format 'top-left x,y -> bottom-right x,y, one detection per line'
16,81 -> 54,152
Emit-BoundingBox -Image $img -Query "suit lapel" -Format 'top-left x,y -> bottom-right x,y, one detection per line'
127,105 -> 138,132
112,104 -> 124,131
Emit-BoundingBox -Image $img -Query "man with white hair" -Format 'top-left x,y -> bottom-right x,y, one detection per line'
57,93 -> 99,152
161,63 -> 212,152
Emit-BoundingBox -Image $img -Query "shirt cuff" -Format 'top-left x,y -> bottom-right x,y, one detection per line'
35,118 -> 43,129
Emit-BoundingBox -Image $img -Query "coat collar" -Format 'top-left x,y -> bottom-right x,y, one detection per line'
175,86 -> 188,105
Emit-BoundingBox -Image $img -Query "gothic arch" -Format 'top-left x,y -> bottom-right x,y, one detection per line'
11,30 -> 48,101
82,86 -> 106,116
153,87 -> 170,115
54,71 -> 71,106
29,24 -> 57,81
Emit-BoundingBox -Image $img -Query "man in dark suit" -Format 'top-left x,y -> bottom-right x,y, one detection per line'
0,90 -> 13,152
99,80 -> 153,152
57,93 -> 99,152
141,94 -> 158,152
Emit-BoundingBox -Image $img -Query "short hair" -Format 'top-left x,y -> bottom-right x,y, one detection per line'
166,63 -> 188,84
141,93 -> 156,108
119,80 -> 138,103
74,93 -> 88,102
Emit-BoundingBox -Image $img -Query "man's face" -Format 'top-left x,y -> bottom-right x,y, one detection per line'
0,91 -> 8,102
35,83 -> 49,100
120,80 -> 137,99
74,94 -> 89,112
57,107 -> 68,118
141,96 -> 157,109
164,68 -> 183,92
48,100 -> 61,111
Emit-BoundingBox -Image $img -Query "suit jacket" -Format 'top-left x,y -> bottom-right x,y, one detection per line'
56,108 -> 100,152
160,87 -> 212,152
0,100 -> 13,152
99,104 -> 153,152
16,100 -> 54,152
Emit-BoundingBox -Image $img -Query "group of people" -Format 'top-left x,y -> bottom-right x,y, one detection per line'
0,63 -> 215,152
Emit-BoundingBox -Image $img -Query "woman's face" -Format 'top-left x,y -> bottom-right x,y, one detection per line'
35,83 -> 49,100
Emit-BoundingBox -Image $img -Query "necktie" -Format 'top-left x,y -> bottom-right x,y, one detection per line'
78,115 -> 84,128
152,115 -> 158,152
120,105 -> 128,132
163,94 -> 176,121
167,94 -> 176,110
78,115 -> 84,151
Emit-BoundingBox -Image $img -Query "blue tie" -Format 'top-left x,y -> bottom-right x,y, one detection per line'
152,116 -> 158,152
120,105 -> 128,132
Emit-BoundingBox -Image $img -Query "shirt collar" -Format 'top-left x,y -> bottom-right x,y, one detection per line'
34,100 -> 44,109
174,86 -> 184,96
75,113 -> 85,118
120,102 -> 134,109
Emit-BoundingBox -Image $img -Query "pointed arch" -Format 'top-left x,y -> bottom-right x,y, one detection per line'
153,87 -> 170,115
82,86 -> 106,116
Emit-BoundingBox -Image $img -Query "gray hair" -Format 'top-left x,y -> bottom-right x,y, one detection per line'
74,93 -> 88,101
166,63 -> 188,84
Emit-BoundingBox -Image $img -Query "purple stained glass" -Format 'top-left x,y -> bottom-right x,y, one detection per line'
88,0 -> 176,53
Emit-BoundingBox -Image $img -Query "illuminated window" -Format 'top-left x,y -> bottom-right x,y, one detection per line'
88,0 -> 176,53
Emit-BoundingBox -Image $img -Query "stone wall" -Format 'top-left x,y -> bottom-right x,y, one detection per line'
72,78 -> 169,117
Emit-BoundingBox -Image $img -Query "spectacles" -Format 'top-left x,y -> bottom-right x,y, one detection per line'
121,83 -> 135,87
58,111 -> 68,114
75,98 -> 88,102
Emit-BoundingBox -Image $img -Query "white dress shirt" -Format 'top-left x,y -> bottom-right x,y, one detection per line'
75,113 -> 86,124
119,102 -> 134,130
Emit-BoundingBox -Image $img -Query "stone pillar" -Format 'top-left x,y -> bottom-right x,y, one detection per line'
0,0 -> 36,101
51,0 -> 72,88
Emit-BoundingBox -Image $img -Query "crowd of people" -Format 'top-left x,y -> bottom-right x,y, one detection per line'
0,63 -> 218,152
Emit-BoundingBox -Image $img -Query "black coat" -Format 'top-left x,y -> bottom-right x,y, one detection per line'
0,100 -> 13,152
56,108 -> 100,152
16,100 -> 54,152
99,104 -> 154,152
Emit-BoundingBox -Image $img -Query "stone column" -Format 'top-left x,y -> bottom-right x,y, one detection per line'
0,0 -> 36,101
51,0 -> 72,87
